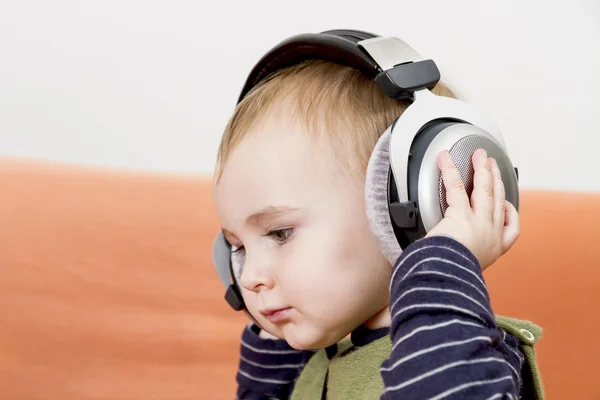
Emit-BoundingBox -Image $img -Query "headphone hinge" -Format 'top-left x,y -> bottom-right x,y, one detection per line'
375,60 -> 441,100
389,201 -> 418,229
225,284 -> 245,311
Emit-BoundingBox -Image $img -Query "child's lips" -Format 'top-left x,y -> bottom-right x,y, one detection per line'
261,307 -> 292,323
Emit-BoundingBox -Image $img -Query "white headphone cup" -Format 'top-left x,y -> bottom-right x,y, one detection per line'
365,129 -> 403,265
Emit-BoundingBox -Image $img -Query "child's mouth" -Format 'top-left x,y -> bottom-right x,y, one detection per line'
262,307 -> 292,323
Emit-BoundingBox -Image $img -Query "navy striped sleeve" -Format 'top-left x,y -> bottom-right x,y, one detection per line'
235,323 -> 314,400
380,235 -> 524,399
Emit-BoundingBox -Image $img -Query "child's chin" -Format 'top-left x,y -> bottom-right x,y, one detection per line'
282,325 -> 340,351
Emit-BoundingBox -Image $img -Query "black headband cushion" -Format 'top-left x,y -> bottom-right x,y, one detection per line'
237,29 -> 382,103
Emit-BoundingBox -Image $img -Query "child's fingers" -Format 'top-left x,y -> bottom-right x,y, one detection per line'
491,157 -> 506,228
470,149 -> 494,221
438,150 -> 470,214
501,200 -> 520,254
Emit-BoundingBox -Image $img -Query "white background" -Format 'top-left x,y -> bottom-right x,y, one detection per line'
1,0 -> 598,191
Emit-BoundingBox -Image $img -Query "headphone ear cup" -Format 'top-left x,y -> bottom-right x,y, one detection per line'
365,128 -> 403,265
437,134 -> 520,215
212,232 -> 235,288
410,122 -> 520,233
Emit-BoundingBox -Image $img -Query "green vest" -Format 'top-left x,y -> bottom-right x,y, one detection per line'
291,316 -> 544,400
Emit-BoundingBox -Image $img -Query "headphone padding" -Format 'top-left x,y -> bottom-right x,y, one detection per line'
231,250 -> 244,286
365,129 -> 403,265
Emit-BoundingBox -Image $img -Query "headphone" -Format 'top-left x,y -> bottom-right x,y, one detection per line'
212,29 -> 519,320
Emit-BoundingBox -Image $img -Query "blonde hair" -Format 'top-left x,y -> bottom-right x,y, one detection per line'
215,59 -> 455,183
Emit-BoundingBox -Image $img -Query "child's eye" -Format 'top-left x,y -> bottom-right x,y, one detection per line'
265,228 -> 294,244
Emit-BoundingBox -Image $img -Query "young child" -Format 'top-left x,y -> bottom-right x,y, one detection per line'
212,38 -> 543,399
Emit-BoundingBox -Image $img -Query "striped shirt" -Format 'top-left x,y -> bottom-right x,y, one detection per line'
235,235 -> 525,399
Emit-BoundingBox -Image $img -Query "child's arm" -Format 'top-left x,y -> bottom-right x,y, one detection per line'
380,149 -> 523,399
380,235 -> 523,399
235,322 -> 314,399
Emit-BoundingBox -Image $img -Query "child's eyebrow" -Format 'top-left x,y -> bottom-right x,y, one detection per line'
245,205 -> 303,226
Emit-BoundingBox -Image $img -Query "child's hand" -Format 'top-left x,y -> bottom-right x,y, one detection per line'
426,148 -> 519,271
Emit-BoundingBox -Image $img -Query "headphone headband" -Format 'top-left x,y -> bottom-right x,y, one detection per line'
238,30 -> 381,103
238,29 -> 440,104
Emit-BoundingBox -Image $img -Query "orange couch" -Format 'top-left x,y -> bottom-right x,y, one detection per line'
0,157 -> 598,400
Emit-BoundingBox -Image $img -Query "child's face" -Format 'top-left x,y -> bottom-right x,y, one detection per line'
213,112 -> 392,350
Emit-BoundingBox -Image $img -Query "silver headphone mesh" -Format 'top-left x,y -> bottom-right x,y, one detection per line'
439,135 -> 519,215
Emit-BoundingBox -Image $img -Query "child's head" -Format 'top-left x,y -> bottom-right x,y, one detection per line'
213,59 -> 454,350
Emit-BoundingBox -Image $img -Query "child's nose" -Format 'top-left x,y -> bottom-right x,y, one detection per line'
239,256 -> 275,293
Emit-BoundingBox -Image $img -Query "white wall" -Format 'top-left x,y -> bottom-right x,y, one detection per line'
1,0 -> 598,191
